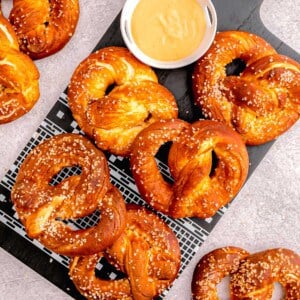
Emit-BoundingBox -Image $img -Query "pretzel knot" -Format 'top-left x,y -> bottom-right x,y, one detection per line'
11,134 -> 126,256
68,46 -> 178,156
192,30 -> 300,145
69,204 -> 181,300
192,247 -> 300,300
130,119 -> 249,218
9,0 -> 80,59
0,10 -> 39,124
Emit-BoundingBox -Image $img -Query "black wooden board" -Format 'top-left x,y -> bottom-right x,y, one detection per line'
0,0 -> 299,299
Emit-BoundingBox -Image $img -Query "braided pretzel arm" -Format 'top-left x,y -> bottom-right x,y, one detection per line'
192,247 -> 250,300
0,10 -> 39,124
168,120 -> 249,218
9,0 -> 79,59
11,134 -> 126,256
68,46 -> 178,156
231,248 -> 300,299
131,119 -> 249,218
192,30 -> 300,145
130,118 -> 190,214
69,204 -> 181,300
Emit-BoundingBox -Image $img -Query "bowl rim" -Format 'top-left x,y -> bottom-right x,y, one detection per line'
120,0 -> 218,69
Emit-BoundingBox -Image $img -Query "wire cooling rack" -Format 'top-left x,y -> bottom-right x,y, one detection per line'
0,90 -> 227,298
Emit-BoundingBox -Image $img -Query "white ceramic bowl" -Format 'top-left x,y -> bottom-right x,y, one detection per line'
120,0 -> 217,69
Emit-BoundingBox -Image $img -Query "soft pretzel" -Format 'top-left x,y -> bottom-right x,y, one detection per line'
9,0 -> 79,59
231,248 -> 300,299
11,133 -> 127,256
192,247 -> 250,300
0,9 -> 40,124
130,119 -> 249,218
68,46 -> 178,156
192,247 -> 300,300
69,204 -> 181,300
193,30 -> 300,145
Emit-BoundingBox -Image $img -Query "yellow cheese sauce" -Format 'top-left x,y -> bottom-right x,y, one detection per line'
131,0 -> 206,61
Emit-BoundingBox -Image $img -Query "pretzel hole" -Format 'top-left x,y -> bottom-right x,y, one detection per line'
44,21 -> 49,27
226,58 -> 246,76
271,282 -> 285,299
144,112 -> 152,123
0,2 -> 13,16
95,256 -> 126,280
216,275 -> 230,299
209,150 -> 219,178
155,141 -> 174,184
49,165 -> 82,186
106,83 -> 116,95
55,209 -> 101,230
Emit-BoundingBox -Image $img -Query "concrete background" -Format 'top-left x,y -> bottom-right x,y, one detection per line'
0,0 -> 299,299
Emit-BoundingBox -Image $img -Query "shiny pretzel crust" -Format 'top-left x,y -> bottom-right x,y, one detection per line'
231,248 -> 300,299
68,46 -> 178,156
192,247 -> 300,300
9,0 -> 79,59
130,119 -> 249,218
193,30 -> 300,145
11,134 -> 126,256
0,10 -> 39,124
69,204 -> 181,300
192,247 -> 250,300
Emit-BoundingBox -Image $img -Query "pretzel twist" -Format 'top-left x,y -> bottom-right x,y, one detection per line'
130,119 -> 249,218
193,30 -> 300,145
231,248 -> 300,299
68,46 -> 178,156
0,9 -> 39,124
69,204 -> 181,300
192,247 -> 300,300
11,134 -> 126,256
9,0 -> 79,59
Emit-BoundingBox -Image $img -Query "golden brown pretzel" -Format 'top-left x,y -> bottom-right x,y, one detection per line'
192,247 -> 300,300
68,46 -> 178,156
0,7 -> 18,49
231,248 -> 300,299
130,119 -> 249,218
11,133 -> 126,256
192,247 -> 250,300
69,204 -> 181,300
193,30 -> 300,145
9,0 -> 79,59
0,9 -> 40,124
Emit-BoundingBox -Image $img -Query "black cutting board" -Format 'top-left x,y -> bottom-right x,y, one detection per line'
0,0 -> 299,299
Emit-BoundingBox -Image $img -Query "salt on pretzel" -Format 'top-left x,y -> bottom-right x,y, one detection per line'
11,133 -> 126,256
9,0 -> 79,59
130,119 -> 249,218
0,9 -> 39,124
192,247 -> 250,300
192,247 -> 300,300
231,248 -> 300,299
68,46 -> 178,156
69,204 -> 181,300
192,30 -> 300,145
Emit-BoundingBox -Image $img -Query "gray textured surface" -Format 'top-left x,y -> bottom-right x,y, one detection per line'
0,0 -> 299,299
